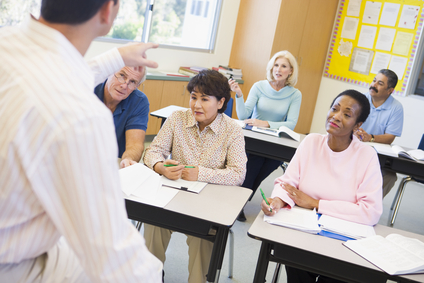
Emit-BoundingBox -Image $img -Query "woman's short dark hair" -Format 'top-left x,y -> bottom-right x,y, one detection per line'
41,0 -> 117,24
187,69 -> 231,114
330,89 -> 370,124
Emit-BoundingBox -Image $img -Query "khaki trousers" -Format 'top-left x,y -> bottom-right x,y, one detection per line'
0,237 -> 90,283
144,224 -> 213,283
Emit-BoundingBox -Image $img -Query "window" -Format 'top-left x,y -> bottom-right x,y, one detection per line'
0,0 -> 41,26
0,0 -> 222,52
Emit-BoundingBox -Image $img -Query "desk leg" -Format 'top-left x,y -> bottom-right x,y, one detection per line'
206,227 -> 229,283
160,118 -> 166,128
253,242 -> 272,283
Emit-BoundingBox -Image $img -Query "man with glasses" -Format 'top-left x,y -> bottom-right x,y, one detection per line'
94,66 -> 149,168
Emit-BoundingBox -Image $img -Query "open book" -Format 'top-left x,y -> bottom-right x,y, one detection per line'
238,123 -> 300,141
263,206 -> 375,239
372,143 -> 424,161
343,234 -> 424,275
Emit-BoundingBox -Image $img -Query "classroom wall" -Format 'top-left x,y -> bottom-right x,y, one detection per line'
310,77 -> 424,149
84,0 -> 241,72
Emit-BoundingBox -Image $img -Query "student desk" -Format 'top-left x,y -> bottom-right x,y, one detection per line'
150,106 -> 424,179
248,211 -> 424,283
125,184 -> 252,283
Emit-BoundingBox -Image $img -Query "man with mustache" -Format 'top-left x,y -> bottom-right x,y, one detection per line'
354,69 -> 404,197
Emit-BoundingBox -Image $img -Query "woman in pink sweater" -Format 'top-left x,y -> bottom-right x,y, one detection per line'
262,89 -> 383,283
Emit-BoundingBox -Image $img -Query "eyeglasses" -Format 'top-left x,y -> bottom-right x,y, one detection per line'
114,73 -> 139,90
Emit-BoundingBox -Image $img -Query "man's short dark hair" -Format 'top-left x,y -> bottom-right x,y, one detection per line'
41,0 -> 117,25
330,89 -> 370,124
378,69 -> 398,89
187,70 -> 231,114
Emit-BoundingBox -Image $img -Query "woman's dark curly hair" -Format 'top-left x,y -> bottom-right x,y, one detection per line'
187,69 -> 231,114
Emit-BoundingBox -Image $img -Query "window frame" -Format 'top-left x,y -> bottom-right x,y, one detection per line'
97,0 -> 223,53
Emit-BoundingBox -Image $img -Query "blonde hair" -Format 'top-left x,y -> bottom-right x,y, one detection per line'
266,50 -> 298,87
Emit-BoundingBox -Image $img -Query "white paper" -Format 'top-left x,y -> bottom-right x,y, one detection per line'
341,17 -> 359,40
389,56 -> 408,80
362,1 -> 382,25
393,31 -> 413,56
119,163 -> 158,196
125,186 -> 179,208
264,206 -> 320,234
398,5 -> 420,29
357,25 -> 377,49
370,52 -> 391,74
379,3 -> 400,26
375,27 -> 396,51
318,214 -> 376,239
347,0 -> 362,17
372,143 -> 398,157
352,49 -> 372,73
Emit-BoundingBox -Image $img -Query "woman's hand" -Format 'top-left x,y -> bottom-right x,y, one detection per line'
181,166 -> 199,181
228,79 -> 243,98
261,197 -> 286,216
244,118 -> 270,128
154,160 -> 184,180
280,182 -> 319,210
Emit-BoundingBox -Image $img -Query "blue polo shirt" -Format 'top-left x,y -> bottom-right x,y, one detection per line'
361,92 -> 404,137
94,81 -> 149,158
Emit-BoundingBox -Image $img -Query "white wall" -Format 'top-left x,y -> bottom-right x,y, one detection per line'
310,77 -> 424,149
84,0 -> 241,72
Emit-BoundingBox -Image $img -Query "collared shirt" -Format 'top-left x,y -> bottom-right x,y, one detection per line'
144,109 -> 247,186
0,17 -> 161,282
361,92 -> 404,136
94,81 -> 149,158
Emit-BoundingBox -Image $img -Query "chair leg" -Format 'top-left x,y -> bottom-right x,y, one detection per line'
390,176 -> 412,226
135,221 -> 143,231
228,229 -> 234,278
280,162 -> 288,174
271,263 -> 282,283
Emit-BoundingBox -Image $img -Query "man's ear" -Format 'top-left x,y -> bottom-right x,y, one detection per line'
388,87 -> 394,95
98,0 -> 116,25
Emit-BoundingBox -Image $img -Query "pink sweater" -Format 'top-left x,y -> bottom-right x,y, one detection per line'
272,134 -> 383,225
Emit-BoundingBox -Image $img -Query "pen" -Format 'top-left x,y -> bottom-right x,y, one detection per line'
163,164 -> 195,168
260,188 -> 272,212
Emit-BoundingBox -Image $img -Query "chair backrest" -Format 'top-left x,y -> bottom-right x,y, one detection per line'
418,134 -> 424,150
224,97 -> 233,117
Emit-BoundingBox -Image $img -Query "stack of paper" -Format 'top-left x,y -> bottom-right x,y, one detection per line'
119,163 -> 178,207
263,206 -> 320,234
318,215 -> 376,239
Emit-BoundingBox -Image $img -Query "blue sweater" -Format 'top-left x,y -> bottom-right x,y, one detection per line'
235,80 -> 302,130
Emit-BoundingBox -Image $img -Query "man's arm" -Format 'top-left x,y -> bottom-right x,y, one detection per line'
355,129 -> 396,144
120,129 -> 146,168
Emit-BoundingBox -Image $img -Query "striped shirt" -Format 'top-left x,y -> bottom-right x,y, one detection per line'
144,109 -> 247,185
0,17 -> 162,282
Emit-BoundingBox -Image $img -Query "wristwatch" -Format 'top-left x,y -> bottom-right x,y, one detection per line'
370,134 -> 375,142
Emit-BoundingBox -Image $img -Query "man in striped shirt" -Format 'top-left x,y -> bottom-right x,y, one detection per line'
0,0 -> 162,282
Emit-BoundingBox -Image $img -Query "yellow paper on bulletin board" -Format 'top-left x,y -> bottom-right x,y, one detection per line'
324,0 -> 424,96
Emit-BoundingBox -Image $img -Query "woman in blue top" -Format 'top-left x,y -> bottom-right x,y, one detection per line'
229,50 -> 302,221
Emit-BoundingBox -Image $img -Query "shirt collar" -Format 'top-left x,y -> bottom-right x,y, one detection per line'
378,94 -> 394,110
184,109 -> 222,134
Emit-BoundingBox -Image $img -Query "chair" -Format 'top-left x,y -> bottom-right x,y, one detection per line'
390,134 -> 424,225
224,97 -> 234,117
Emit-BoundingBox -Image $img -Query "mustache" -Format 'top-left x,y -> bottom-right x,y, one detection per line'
369,86 -> 378,93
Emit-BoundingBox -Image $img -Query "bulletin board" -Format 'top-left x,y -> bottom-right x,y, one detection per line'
324,0 -> 424,96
